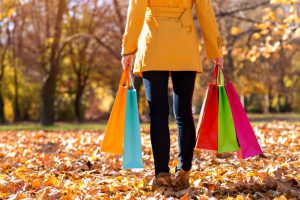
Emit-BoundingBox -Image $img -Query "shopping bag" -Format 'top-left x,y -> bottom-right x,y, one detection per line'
195,83 -> 219,150
217,69 -> 240,153
225,83 -> 263,158
100,71 -> 129,155
195,65 -> 262,158
101,69 -> 144,168
123,88 -> 144,169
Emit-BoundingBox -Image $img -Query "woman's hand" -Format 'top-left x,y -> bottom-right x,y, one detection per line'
214,57 -> 224,69
121,54 -> 134,71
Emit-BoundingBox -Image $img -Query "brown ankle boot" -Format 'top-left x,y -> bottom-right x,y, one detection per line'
174,168 -> 190,190
151,172 -> 173,192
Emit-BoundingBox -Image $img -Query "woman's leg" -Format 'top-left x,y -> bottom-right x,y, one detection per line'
171,71 -> 196,173
142,71 -> 170,177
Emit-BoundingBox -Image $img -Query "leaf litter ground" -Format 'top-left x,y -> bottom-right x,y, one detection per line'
0,122 -> 299,199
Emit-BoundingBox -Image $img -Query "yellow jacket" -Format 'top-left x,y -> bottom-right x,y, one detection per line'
121,0 -> 223,77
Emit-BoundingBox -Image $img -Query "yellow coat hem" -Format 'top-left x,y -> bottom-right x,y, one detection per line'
133,65 -> 204,77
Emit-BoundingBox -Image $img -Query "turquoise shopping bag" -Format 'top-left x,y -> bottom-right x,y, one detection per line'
123,80 -> 144,169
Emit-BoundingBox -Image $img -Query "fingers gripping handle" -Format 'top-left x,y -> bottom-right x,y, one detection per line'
210,64 -> 228,86
119,69 -> 135,89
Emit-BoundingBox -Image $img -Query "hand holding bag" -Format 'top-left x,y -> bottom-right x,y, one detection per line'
100,69 -> 144,168
195,65 -> 262,158
100,70 -> 129,155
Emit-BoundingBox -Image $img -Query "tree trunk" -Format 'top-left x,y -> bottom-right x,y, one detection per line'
13,6 -> 24,122
13,64 -> 21,122
0,88 -> 5,124
0,30 -> 8,124
74,86 -> 84,123
0,63 -> 6,124
263,94 -> 270,114
41,75 -> 57,125
225,49 -> 234,80
40,0 -> 66,126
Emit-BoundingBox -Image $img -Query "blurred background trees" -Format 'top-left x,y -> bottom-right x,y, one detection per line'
0,0 -> 299,125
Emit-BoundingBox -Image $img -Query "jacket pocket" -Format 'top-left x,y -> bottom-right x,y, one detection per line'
179,9 -> 193,32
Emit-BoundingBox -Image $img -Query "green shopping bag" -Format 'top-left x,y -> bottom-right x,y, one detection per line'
217,68 -> 240,153
218,69 -> 240,153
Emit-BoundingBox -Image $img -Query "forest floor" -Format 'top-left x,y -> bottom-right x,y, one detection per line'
0,113 -> 300,131
0,121 -> 299,199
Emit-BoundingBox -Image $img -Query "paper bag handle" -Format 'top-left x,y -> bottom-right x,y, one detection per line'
119,69 -> 134,89
210,64 -> 229,86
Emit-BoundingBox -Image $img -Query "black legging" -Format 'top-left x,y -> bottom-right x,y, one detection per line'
142,71 -> 196,177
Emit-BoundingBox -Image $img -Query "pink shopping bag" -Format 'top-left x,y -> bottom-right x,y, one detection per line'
225,83 -> 263,158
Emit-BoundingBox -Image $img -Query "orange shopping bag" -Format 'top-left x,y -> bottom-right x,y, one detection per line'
100,70 -> 130,155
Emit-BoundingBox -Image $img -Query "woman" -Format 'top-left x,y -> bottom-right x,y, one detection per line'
121,0 -> 224,191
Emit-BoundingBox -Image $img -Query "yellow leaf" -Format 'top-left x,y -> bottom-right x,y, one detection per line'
275,195 -> 288,200
252,33 -> 261,40
0,192 -> 9,197
246,171 -> 256,177
44,174 -> 59,187
250,55 -> 257,63
63,57 -> 71,66
45,37 -> 54,46
271,0 -> 292,4
230,26 -> 241,35
62,189 -> 74,200
7,8 -> 15,17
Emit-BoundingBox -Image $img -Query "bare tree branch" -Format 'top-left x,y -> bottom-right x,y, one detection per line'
216,0 -> 270,17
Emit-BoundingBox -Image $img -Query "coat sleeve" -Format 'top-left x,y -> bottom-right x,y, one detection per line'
194,0 -> 223,59
121,0 -> 147,57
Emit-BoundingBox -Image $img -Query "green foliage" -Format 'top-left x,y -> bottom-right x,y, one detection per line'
0,0 -> 299,124
2,61 -> 41,121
